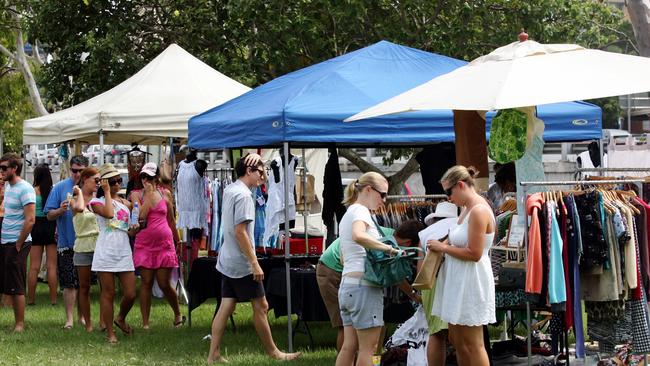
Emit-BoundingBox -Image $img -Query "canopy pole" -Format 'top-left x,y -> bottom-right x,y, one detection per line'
283,142 -> 293,353
302,148 -> 308,254
98,130 -> 104,165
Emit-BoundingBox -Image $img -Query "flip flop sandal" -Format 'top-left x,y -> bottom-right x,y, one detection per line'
173,315 -> 186,328
114,320 -> 133,336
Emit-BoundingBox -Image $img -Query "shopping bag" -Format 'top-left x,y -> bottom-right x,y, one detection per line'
388,306 -> 428,348
412,250 -> 443,290
364,220 -> 421,287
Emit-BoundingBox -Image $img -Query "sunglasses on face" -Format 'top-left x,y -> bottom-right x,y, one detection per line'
444,182 -> 457,196
140,175 -> 154,181
94,178 -> 101,184
108,177 -> 123,186
370,186 -> 387,199
71,168 -> 84,174
0,165 -> 9,171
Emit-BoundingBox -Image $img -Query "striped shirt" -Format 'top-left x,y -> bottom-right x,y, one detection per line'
1,180 -> 36,244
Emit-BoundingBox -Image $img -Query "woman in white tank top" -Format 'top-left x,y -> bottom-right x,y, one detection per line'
427,165 -> 496,366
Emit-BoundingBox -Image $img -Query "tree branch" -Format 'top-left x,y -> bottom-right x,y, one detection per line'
0,43 -> 17,62
386,149 -> 422,195
337,148 -> 383,174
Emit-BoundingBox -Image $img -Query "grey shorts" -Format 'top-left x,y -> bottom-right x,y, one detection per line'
338,277 -> 384,330
73,251 -> 94,267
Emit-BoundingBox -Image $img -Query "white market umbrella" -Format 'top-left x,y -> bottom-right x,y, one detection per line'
346,40 -> 650,120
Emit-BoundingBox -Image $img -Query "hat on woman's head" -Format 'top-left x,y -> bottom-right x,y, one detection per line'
140,162 -> 158,177
98,163 -> 120,179
424,201 -> 458,226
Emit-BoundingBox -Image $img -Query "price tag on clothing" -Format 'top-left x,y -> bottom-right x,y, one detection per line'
507,214 -> 525,248
256,195 -> 266,206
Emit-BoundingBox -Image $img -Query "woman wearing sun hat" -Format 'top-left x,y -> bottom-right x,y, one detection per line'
90,163 -> 137,343
131,162 -> 183,329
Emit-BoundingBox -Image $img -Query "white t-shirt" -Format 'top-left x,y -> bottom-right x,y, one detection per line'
339,203 -> 380,276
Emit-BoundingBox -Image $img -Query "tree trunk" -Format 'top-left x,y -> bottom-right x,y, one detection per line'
8,6 -> 48,116
337,148 -> 423,196
627,0 -> 650,57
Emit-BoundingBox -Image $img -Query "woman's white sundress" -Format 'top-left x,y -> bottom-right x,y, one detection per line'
431,204 -> 496,326
90,198 -> 135,273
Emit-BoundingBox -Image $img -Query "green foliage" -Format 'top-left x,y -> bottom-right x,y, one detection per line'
27,0 -> 632,110
0,70 -> 36,151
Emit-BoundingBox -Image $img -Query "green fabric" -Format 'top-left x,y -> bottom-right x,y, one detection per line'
488,109 -> 528,164
320,227 -> 395,273
421,284 -> 448,334
35,195 -> 45,217
364,225 -> 420,287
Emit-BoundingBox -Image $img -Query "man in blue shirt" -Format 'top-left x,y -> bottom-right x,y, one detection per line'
0,153 -> 36,332
44,154 -> 88,329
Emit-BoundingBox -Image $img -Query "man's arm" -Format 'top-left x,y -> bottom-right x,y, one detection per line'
234,221 -> 264,281
16,203 -> 36,251
44,185 -> 67,221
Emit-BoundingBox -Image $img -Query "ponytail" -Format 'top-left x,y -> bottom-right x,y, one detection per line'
342,172 -> 387,206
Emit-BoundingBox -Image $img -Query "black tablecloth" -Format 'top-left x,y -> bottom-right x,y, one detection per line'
266,267 -> 329,322
187,256 -> 320,312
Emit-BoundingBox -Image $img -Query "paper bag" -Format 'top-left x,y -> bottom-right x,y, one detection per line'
412,250 -> 443,290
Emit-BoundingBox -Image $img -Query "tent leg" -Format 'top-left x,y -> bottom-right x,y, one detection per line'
302,148 -> 308,253
283,142 -> 294,353
98,130 -> 104,165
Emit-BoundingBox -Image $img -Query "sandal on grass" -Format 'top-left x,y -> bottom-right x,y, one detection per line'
113,320 -> 133,336
173,315 -> 186,328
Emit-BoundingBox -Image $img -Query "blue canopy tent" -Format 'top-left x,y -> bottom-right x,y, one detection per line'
189,40 -> 601,149
188,41 -> 602,351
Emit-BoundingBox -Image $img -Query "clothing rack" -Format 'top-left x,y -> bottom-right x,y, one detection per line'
520,178 -> 646,366
386,194 -> 448,201
575,167 -> 650,180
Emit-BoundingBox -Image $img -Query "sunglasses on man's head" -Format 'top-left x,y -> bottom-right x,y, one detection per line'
108,177 -> 123,186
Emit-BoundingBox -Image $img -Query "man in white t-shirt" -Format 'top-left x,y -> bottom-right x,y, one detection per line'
208,154 -> 301,364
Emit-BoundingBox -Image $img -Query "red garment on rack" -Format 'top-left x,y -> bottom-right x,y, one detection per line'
526,193 -> 544,298
559,199 -> 573,330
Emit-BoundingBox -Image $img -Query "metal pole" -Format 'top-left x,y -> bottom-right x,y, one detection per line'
283,142 -> 294,352
302,149 -> 309,254
627,94 -> 632,133
98,130 -> 104,165
522,184 -> 532,366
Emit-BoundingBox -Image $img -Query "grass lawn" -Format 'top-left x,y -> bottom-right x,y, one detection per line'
0,281 -> 338,365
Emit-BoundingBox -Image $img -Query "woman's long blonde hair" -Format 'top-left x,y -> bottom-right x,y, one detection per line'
343,172 -> 387,206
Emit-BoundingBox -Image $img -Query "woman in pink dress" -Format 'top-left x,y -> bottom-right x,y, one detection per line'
132,162 -> 183,329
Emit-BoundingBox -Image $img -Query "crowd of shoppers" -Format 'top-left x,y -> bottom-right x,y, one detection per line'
0,153 -> 184,343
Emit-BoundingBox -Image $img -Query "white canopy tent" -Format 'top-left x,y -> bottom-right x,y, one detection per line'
23,44 -> 251,146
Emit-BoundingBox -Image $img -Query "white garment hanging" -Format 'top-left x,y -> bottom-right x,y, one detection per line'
263,156 -> 297,247
175,160 -> 208,230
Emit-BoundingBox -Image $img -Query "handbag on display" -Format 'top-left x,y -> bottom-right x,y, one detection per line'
364,219 -> 421,287
412,249 -> 443,290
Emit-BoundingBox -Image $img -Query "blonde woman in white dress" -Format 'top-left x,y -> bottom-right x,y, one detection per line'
427,165 -> 496,366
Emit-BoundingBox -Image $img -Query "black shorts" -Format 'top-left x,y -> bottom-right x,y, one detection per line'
31,217 -> 56,245
57,249 -> 79,290
221,274 -> 265,302
0,242 -> 32,295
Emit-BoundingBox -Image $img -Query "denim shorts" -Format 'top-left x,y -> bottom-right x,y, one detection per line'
73,251 -> 94,267
338,277 -> 384,330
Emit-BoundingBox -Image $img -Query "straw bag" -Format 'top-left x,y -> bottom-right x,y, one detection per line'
412,250 -> 443,290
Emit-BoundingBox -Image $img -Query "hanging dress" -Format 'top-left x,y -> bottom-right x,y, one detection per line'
263,156 -> 297,247
175,160 -> 208,230
431,204 -> 496,326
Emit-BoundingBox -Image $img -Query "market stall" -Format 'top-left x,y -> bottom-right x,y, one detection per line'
188,40 -> 604,353
348,37 -> 650,365
23,44 -> 250,162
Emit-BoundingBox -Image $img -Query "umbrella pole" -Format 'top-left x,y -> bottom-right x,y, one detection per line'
283,142 -> 294,352
98,130 -> 104,165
